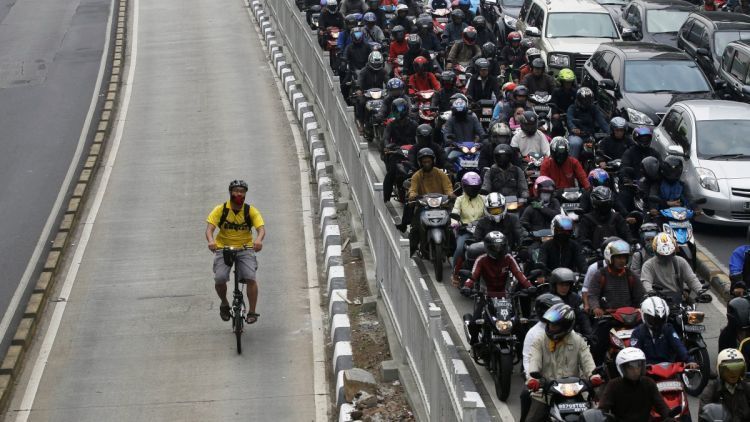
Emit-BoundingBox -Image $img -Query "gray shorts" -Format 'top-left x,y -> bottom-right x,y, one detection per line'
213,250 -> 258,284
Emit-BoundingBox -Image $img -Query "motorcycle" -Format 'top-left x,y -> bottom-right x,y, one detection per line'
448,141 -> 482,182
391,54 -> 405,80
416,193 -> 452,282
557,187 -> 584,219
524,152 -> 545,195
646,362 -> 693,421
412,89 -> 437,124
452,64 -> 470,91
363,88 -> 385,143
597,306 -> 642,378
475,99 -> 495,130
380,5 -> 396,30
658,204 -> 702,270
384,143 -> 415,203
529,374 -> 599,421
698,403 -> 730,421
431,8 -> 450,33
529,91 -> 555,133
324,26 -> 342,73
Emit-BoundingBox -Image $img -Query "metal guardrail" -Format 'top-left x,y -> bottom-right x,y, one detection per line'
259,1 -> 490,420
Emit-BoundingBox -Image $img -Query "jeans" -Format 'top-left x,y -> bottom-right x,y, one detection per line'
452,232 -> 472,270
567,135 -> 584,158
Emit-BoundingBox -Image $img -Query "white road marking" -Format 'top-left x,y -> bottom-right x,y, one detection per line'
0,0 -> 116,345
243,3 -> 329,420
13,0 -> 139,418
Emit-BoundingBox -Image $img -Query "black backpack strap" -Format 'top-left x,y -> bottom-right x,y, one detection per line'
217,202 -> 229,229
243,203 -> 253,230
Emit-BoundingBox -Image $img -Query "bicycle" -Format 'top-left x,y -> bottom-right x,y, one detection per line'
220,247 -> 250,354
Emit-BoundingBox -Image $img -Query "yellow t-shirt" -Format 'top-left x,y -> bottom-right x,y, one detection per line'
206,201 -> 265,248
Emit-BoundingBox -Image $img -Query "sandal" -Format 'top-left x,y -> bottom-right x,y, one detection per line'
246,312 -> 260,324
220,304 -> 231,321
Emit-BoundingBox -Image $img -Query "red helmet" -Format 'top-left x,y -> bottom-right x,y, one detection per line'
463,26 -> 478,45
413,56 -> 428,73
507,31 -> 522,45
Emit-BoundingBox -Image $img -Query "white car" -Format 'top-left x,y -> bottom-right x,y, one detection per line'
652,100 -> 750,225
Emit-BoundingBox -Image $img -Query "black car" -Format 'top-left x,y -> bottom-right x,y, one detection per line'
677,11 -> 750,86
617,0 -> 696,48
582,42 -> 715,126
719,40 -> 750,102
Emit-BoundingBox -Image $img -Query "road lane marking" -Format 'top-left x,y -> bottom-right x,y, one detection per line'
13,0 -> 139,418
0,0 -> 117,345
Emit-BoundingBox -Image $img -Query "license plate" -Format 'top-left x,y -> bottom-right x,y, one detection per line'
480,117 -> 491,122
684,324 -> 705,333
669,221 -> 691,229
562,203 -> 579,210
558,402 -> 587,412
657,381 -> 683,392
460,159 -> 478,168
424,210 -> 446,219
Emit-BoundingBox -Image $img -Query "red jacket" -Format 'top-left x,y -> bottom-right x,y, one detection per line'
408,72 -> 441,92
471,254 -> 530,295
389,40 -> 409,61
540,156 -> 591,190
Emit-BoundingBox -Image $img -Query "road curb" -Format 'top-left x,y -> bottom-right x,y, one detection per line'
696,249 -> 731,303
0,0 -> 127,412
248,0 -> 353,416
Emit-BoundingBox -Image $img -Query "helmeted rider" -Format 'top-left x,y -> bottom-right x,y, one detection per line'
494,84 -> 531,123
339,0 -> 367,15
540,137 -> 588,189
443,9 -> 468,44
415,15 -> 443,52
466,58 -> 500,103
596,116 -> 632,166
577,186 -> 634,249
408,123 -> 447,169
630,222 -> 659,279
354,51 -> 388,124
390,3 -> 414,32
382,98 -> 419,202
549,267 -> 594,340
640,233 -> 704,305
500,31 -> 525,73
316,0 -> 345,49
479,122 -> 513,169
407,56 -> 441,91
376,77 -> 412,121
648,155 -> 690,214
699,348 -> 750,420
387,25 -> 409,65
539,215 -> 588,274
718,296 -> 750,362
480,144 -> 529,199
566,87 -> 609,159
472,192 -> 528,251
442,97 -> 485,144
631,296 -> 698,368
447,26 -> 482,69
579,168 -> 627,215
521,177 -> 561,232
450,171 -> 485,281
622,126 -> 659,179
403,34 -> 433,76
511,110 -> 550,158
362,11 -> 385,44
522,58 -> 556,95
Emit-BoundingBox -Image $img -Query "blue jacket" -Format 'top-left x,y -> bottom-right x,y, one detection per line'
658,180 -> 688,207
730,245 -> 750,276
337,29 -> 353,51
566,103 -> 609,135
631,323 -> 691,364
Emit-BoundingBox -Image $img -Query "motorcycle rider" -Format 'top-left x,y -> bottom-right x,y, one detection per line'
408,124 -> 447,169
415,16 -> 443,53
550,267 -> 594,340
632,296 -> 698,369
450,172 -> 485,282
431,71 -> 460,113
341,27 -> 373,97
578,186 -> 634,249
387,25 -> 409,68
365,0 -> 386,28
521,58 -> 556,95
630,222 -> 659,279
479,42 -> 501,76
317,0 -> 345,49
521,177 -> 561,232
337,14 -> 361,61
407,56 -> 441,92
455,0 -> 475,22
579,168 -> 628,215
621,126 -> 659,180
478,122 -> 513,169
538,215 -> 588,274
596,116 -> 632,167
581,236 -> 623,313
472,15 -> 496,47
390,3 -> 414,32
540,137 -> 589,189
494,84 -> 530,123
480,144 -> 529,199
466,58 -> 500,103
443,9 -> 467,44
510,111 -> 551,157
376,78 -> 411,121
525,303 -> 599,422
362,12 -> 385,44
640,233 -> 704,305
699,348 -> 750,421
597,347 -> 675,422
729,226 -> 750,296
382,98 -> 418,202
648,155 -> 690,215
472,192 -> 528,252
500,31 -> 525,76
403,34 -> 430,76
354,51 -> 388,126
550,68 -> 577,136
339,0 -> 367,15
518,47 -> 541,82
566,87 -> 609,159
719,297 -> 750,361
447,26 -> 481,69
442,97 -> 485,145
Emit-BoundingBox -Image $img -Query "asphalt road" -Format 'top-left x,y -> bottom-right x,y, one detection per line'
3,0 -> 317,420
0,0 -> 112,348
694,223 -> 747,273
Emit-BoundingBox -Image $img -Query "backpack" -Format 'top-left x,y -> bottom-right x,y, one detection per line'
583,212 -> 620,248
217,202 -> 254,231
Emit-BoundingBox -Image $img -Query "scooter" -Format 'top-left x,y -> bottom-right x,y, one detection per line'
659,204 -> 701,270
529,91 -> 555,133
416,193 -> 452,282
646,362 -> 693,421
524,152 -> 545,195
363,88 -> 385,143
412,89 -> 437,124
431,8 -> 450,32
597,306 -> 642,378
448,141 -> 482,184
557,187 -> 584,219
529,373 -> 600,421
476,99 -> 496,130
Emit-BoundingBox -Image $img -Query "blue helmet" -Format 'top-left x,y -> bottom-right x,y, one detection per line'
352,28 -> 365,43
633,126 -> 653,147
386,78 -> 404,91
363,12 -> 377,23
588,168 -> 609,187
459,0 -> 471,6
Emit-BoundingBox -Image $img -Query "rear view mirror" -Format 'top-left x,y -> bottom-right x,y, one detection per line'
621,27 -> 635,40
697,47 -> 710,57
714,79 -> 727,89
667,144 -> 686,157
742,86 -> 750,95
598,78 -> 616,90
525,27 -> 541,37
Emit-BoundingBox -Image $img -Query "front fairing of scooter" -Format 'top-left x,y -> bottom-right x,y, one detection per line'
661,207 -> 694,245
420,208 -> 450,228
453,141 -> 481,172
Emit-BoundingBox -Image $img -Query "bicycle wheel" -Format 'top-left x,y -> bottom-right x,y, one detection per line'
234,309 -> 243,354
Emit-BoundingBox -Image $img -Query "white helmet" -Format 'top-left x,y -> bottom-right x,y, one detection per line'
484,192 -> 506,223
716,348 -> 746,383
396,3 -> 409,11
615,347 -> 646,377
603,239 -> 631,265
640,296 -> 669,331
652,232 -> 676,257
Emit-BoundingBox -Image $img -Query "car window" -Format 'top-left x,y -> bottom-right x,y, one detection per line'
680,19 -> 693,40
528,4 -> 544,31
696,120 -> 750,158
627,5 -> 642,28
646,10 -> 690,34
688,22 -> 705,45
623,60 -> 711,93
593,51 -> 615,76
609,56 -> 622,82
520,0 -> 534,22
700,30 -> 710,50
546,13 -> 619,38
713,31 -> 750,57
675,111 -> 692,153
722,47 -> 734,72
730,50 -> 749,80
662,109 -> 682,140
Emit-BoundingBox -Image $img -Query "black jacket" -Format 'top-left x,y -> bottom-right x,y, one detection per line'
466,74 -> 500,102
700,379 -> 750,421
475,28 -> 497,47
621,146 -> 660,179
576,210 -> 634,248
596,136 -> 632,163
431,87 -> 461,112
520,198 -> 561,231
318,11 -> 345,30
383,118 -> 418,148
559,292 -> 593,337
522,73 -> 556,95
344,43 -> 372,72
473,213 -> 527,250
403,48 -> 435,76
480,164 -> 528,199
499,46 -> 524,68
538,237 -> 587,273
408,141 -> 447,169
357,67 -> 388,91
551,85 -> 577,115
376,94 -> 413,121
390,16 -> 414,32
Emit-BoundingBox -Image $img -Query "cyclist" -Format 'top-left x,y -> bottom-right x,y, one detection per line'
205,180 -> 265,324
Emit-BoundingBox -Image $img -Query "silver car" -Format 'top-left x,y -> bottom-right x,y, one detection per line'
652,99 -> 750,226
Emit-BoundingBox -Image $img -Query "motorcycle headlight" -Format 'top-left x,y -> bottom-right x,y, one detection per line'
461,146 -> 470,153
626,108 -> 654,126
427,197 -> 442,207
503,14 -> 517,28
686,311 -> 704,325
470,146 -> 477,154
696,167 -> 719,192
562,191 -> 581,201
495,320 -> 513,334
548,54 -> 570,68
553,382 -> 584,398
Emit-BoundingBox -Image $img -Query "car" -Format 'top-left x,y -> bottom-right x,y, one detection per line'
581,42 -> 715,127
719,40 -> 750,102
597,0 -> 629,22
498,0 -> 525,36
677,11 -> 750,86
651,100 -> 750,225
516,0 -> 622,77
617,0 -> 696,48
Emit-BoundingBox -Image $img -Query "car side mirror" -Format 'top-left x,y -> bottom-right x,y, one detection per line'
714,79 -> 727,89
621,26 -> 634,39
697,47 -> 711,57
598,78 -> 617,91
525,27 -> 541,37
667,144 -> 686,158
742,86 -> 750,95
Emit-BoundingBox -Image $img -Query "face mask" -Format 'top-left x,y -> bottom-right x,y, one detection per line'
422,163 -> 433,172
496,157 -> 511,168
540,192 -> 552,203
554,233 -> 570,242
231,194 -> 245,205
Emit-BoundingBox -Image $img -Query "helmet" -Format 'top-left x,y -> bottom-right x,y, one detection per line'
601,236 -> 622,251
633,126 -> 653,148
640,156 -> 660,182
535,293 -> 563,321
484,192 -> 507,223
352,27 -> 365,43
363,12 -> 377,23
407,33 -> 422,51
475,58 -> 490,71
639,222 -> 660,246
493,144 -> 514,167
660,155 -> 683,182
542,303 -> 576,341
416,123 -> 433,141
575,87 -> 594,109
462,26 -> 478,45
557,68 -> 576,83
640,296 -> 669,332
417,147 -> 436,163
482,42 -> 497,58
604,239 -> 631,265
451,98 -> 468,117
531,58 -> 545,70
717,348 -> 746,384
396,3 -> 409,13
439,70 -> 456,86
652,232 -> 676,257
519,110 -> 538,135
472,15 -> 487,30
489,122 -> 511,141
326,0 -> 338,11
391,25 -> 406,41
610,116 -> 627,134
551,214 -> 574,235
391,97 -> 409,119
228,179 -> 249,192
386,77 -> 405,95
615,347 -> 646,378
591,186 -> 613,213
462,171 -> 482,198
413,55 -> 429,73
459,0 -> 471,7
367,51 -> 384,70
507,31 -> 522,45
535,175 -> 556,194
727,297 -> 750,329
416,15 -> 432,31
520,38 -> 535,50
502,82 -> 517,93
483,231 -> 508,259
525,47 -> 541,63
451,8 -> 465,20
513,84 -> 528,100
345,13 -> 359,27
550,137 -> 569,165
587,168 -> 609,187
550,267 -> 576,288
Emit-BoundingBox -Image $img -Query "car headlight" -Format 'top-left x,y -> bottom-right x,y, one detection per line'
626,108 -> 654,126
503,15 -> 517,28
548,53 -> 570,68
696,167 -> 719,192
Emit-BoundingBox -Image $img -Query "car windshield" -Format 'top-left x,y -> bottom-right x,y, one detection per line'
624,60 -> 711,93
714,31 -> 750,57
696,120 -> 750,159
501,0 -> 524,6
645,10 -> 690,34
595,0 -> 627,4
546,13 -> 619,38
